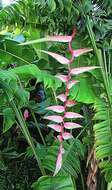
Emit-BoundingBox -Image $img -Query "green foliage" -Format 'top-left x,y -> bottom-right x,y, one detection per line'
70,74 -> 97,104
32,175 -> 76,190
3,108 -> 15,133
93,99 -> 112,182
43,139 -> 84,178
10,64 -> 62,89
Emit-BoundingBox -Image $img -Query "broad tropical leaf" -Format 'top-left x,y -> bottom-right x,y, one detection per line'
69,75 -> 97,104
32,176 -> 75,190
10,64 -> 62,90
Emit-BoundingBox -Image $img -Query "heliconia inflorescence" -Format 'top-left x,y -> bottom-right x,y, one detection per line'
43,29 -> 98,176
24,109 -> 29,121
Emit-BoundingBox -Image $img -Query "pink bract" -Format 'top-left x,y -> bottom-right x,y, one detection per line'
64,112 -> 83,119
47,124 -> 62,132
44,115 -> 63,123
64,122 -> 82,129
41,50 -> 70,64
46,105 -> 65,113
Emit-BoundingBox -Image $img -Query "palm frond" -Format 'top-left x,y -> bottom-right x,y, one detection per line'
93,99 -> 112,182
0,0 -> 26,25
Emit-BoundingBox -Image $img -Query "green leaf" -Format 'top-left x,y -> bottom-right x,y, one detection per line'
63,0 -> 72,14
14,88 -> 29,106
58,0 -> 64,11
93,99 -> 112,182
47,0 -> 56,12
70,75 -> 97,104
0,159 -> 7,170
3,108 -> 15,133
32,175 -> 76,190
10,64 -> 62,90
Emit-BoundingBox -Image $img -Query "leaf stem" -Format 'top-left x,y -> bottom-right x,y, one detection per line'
31,110 -> 46,146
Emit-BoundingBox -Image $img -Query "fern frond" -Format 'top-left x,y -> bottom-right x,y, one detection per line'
93,99 -> 112,182
0,0 -> 26,25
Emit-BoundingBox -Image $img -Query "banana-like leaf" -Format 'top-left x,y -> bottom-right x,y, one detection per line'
32,175 -> 76,190
10,64 -> 62,90
69,75 -> 97,104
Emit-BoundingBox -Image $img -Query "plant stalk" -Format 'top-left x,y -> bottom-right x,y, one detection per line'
31,110 -> 46,146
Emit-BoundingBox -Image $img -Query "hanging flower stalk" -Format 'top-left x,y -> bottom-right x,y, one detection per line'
42,29 -> 98,175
